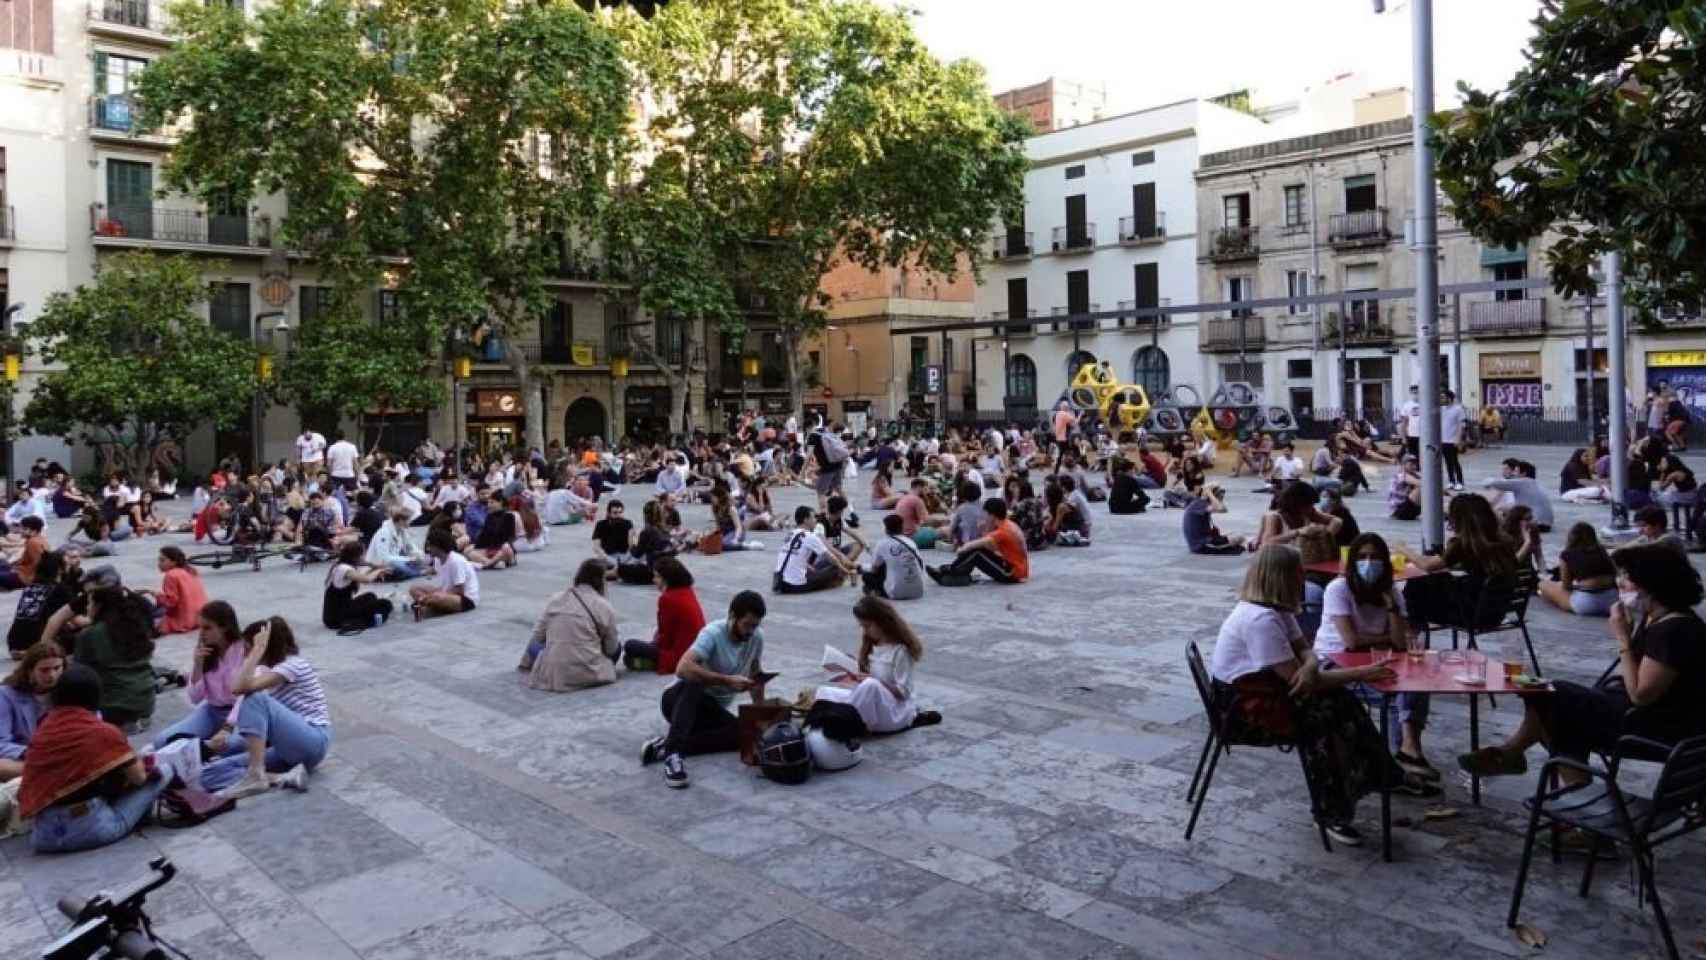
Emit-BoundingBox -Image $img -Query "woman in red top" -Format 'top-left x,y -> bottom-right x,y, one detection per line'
146,546 -> 208,635
622,557 -> 706,674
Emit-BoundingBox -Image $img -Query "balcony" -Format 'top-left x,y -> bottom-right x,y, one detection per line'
88,95 -> 175,146
1050,304 -> 1100,333
1466,297 -> 1546,337
546,256 -> 626,287
1323,304 -> 1397,347
1208,225 -> 1257,261
992,308 -> 1037,337
1050,224 -> 1095,254
0,206 -> 13,245
88,0 -> 173,41
90,203 -> 273,253
1115,300 -> 1170,330
1328,207 -> 1390,247
1201,315 -> 1266,352
989,231 -> 1033,260
1117,212 -> 1167,245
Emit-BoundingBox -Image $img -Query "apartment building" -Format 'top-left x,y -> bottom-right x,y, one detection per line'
0,0 -> 700,477
1195,116 -> 1706,423
973,98 -> 1270,421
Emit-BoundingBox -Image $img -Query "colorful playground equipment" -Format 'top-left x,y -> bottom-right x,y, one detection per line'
1055,368 -> 1296,445
1064,363 -> 1152,432
1202,382 -> 1298,443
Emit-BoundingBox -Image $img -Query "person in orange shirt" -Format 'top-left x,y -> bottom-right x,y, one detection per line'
144,546 -> 209,635
925,498 -> 1027,586
1,517 -> 47,590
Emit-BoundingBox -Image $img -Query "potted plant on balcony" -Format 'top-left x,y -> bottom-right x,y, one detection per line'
1213,230 -> 1248,257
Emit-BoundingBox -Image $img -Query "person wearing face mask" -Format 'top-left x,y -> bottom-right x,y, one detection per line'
1460,544 -> 1706,788
1311,534 -> 1436,781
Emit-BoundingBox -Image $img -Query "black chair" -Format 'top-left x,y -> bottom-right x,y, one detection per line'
1508,734 -> 1706,960
1183,640 -> 1332,852
1438,567 -> 1542,675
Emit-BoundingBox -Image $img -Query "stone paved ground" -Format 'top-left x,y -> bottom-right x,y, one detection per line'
2,443 -> 1702,959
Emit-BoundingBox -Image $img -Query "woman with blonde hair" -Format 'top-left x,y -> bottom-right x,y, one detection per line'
813,596 -> 940,732
1208,545 -> 1435,846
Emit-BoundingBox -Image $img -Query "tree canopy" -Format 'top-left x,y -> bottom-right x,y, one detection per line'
1432,0 -> 1705,317
611,0 -> 1030,412
139,0 -> 633,447
21,252 -> 258,476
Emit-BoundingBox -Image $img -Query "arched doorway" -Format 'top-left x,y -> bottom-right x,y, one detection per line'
563,397 -> 606,443
1006,354 -> 1037,418
1065,350 -> 1097,380
1131,346 -> 1170,397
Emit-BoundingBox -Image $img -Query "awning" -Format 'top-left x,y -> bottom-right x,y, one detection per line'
1480,244 -> 1527,267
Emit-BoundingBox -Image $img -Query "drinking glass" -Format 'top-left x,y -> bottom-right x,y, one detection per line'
1459,651 -> 1488,685
1406,633 -> 1427,664
1504,660 -> 1524,680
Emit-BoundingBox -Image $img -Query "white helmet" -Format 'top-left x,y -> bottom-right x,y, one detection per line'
804,728 -> 862,772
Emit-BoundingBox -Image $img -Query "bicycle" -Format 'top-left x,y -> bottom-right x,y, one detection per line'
43,857 -> 188,960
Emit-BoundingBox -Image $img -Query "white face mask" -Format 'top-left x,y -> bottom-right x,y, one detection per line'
1355,559 -> 1384,582
1619,590 -> 1641,609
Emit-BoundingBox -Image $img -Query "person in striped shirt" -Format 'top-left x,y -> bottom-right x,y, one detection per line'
202,617 -> 330,799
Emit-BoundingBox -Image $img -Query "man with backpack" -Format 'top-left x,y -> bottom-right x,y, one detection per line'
863,514 -> 925,600
774,506 -> 853,594
809,421 -> 850,511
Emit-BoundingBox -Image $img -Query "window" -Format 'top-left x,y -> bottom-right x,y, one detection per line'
1131,346 -> 1169,396
104,159 -> 152,238
299,286 -> 336,325
1343,174 -> 1376,213
1064,164 -> 1085,180
1064,194 -> 1087,245
1492,261 -> 1527,301
1131,262 -> 1159,327
1283,185 -> 1306,231
208,283 -> 251,341
1005,277 -> 1029,330
1222,193 -> 1250,228
1227,275 -> 1253,319
208,189 -> 249,246
1065,350 -> 1097,380
654,315 -> 686,365
94,52 -> 149,131
1007,354 -> 1037,403
1220,361 -> 1263,387
1066,269 -> 1090,329
377,290 -> 405,326
1285,269 -> 1311,315
1287,358 -> 1313,379
1290,387 -> 1315,418
1573,347 -> 1608,373
1129,182 -> 1157,239
2,0 -> 55,54
807,350 -> 820,371
1130,150 -> 1154,167
541,300 -> 572,362
910,336 -> 928,377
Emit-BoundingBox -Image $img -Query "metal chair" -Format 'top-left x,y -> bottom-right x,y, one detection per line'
1439,567 -> 1542,675
1183,640 -> 1332,851
1508,734 -> 1706,960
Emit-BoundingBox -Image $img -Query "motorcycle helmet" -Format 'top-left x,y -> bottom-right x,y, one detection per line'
757,720 -> 811,785
804,728 -> 862,772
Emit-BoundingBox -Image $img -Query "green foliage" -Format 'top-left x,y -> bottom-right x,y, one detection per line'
139,0 -> 633,442
612,0 -> 1029,409
1431,0 -> 1706,318
273,303 -> 444,437
20,252 -> 257,474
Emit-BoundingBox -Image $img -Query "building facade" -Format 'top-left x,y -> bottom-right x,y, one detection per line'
992,77 -> 1108,134
0,0 -> 702,478
1193,116 -> 1706,426
972,98 -> 1271,422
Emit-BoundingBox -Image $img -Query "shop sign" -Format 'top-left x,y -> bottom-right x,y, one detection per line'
474,390 -> 523,418
1478,352 -> 1541,380
760,396 -> 790,414
1648,350 -> 1706,368
1483,382 -> 1542,408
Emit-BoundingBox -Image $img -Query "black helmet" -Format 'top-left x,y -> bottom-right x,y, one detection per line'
757,720 -> 811,785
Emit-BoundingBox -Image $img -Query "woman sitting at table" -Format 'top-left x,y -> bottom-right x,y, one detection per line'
1460,544 -> 1706,783
1313,534 -> 1436,781
1537,522 -> 1617,617
1400,494 -> 1519,630
1210,545 -> 1436,846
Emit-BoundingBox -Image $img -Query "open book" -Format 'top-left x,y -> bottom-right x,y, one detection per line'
822,645 -> 860,676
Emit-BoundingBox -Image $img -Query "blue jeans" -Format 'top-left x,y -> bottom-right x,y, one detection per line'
1348,683 -> 1430,752
31,775 -> 169,853
151,701 -> 233,750
387,559 -> 425,579
200,693 -> 332,792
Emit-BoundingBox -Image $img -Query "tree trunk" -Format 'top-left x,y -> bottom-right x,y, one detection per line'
506,343 -> 546,454
783,328 -> 805,423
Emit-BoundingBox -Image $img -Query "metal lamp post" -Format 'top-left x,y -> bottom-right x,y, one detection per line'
254,311 -> 288,472
2,304 -> 23,487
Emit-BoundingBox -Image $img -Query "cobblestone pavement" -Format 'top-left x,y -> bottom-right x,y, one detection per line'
2,444 -> 1701,959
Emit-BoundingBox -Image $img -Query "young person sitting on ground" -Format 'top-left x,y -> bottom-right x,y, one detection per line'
1482,458 -> 1555,531
1107,457 -> 1150,515
892,477 -> 948,549
869,464 -> 902,510
774,506 -> 855,594
1233,432 -> 1273,480
1559,447 -> 1609,504
63,506 -> 122,558
366,509 -> 427,579
74,586 -> 156,733
0,642 -> 63,781
466,490 -> 519,570
741,476 -> 777,532
592,499 -> 635,572
409,528 -> 480,618
0,516 -> 48,590
144,546 -> 207,636
1501,505 -> 1543,573
1043,480 -> 1091,546
863,514 -> 926,601
1387,455 -> 1423,521
708,480 -> 755,551
8,551 -> 73,658
295,490 -> 343,554
1537,522 -> 1617,616
1182,484 -> 1245,556
639,589 -> 769,789
22,664 -> 170,853
322,541 -> 395,630
815,495 -> 866,565
621,557 -> 706,674
815,596 -> 941,733
150,600 -> 244,750
926,498 -> 1028,586
1267,441 -> 1306,492
1319,487 -> 1360,548
1625,504 -> 1687,556
202,617 -> 326,799
520,559 -> 621,690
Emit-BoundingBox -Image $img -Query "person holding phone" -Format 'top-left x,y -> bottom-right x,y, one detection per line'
639,591 -> 769,790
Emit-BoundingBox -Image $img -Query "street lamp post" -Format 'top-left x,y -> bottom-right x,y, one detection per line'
2,304 -> 23,487
1605,251 -> 1629,530
254,312 -> 287,472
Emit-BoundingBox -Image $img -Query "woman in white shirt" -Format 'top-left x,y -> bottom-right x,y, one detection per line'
814,597 -> 938,732
1312,533 -> 1435,780
1209,545 -> 1434,847
409,528 -> 480,618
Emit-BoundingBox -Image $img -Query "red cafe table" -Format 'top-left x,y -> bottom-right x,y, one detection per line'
1329,649 -> 1553,862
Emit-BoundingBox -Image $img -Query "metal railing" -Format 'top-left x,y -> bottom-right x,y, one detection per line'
88,94 -> 166,136
990,231 -> 1033,259
89,0 -> 169,31
1115,300 -> 1169,328
992,308 -> 1036,336
0,205 -> 13,242
1050,223 -> 1095,253
1466,297 -> 1546,335
90,203 -> 272,248
1201,315 -> 1266,351
1324,303 -> 1396,346
1329,207 -> 1389,244
1117,211 -> 1166,243
1208,225 -> 1257,260
1051,304 -> 1099,332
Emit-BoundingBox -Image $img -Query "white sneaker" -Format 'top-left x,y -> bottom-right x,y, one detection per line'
271,764 -> 309,792
217,768 -> 272,801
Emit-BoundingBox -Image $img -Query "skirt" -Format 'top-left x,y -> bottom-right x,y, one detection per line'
814,678 -> 916,734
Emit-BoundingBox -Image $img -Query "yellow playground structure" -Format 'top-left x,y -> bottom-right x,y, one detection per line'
1067,362 -> 1152,432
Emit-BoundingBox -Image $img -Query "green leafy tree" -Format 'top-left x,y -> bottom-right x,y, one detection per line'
1432,1 -> 1706,318
613,0 -> 1029,415
21,252 -> 257,477
138,0 -> 633,450
274,305 -> 444,453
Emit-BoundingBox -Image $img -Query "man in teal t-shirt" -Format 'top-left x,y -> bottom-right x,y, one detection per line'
640,590 -> 768,789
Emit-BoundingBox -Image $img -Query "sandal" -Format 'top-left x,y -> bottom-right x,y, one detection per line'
1456,746 -> 1527,777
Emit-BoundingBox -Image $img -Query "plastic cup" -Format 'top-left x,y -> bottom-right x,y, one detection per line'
1504,660 -> 1523,680
1391,552 -> 1408,573
1339,546 -> 1351,567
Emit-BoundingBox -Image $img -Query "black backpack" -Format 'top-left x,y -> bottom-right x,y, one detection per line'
757,720 -> 811,785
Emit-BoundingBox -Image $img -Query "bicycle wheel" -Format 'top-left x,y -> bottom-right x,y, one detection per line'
207,510 -> 238,546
